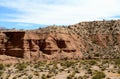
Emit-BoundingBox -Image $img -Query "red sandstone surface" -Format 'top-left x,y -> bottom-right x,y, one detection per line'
0,20 -> 120,63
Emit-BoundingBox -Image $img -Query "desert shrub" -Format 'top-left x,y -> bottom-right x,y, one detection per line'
38,61 -> 46,66
0,71 -> 3,76
67,72 -> 76,79
34,71 -> 39,76
67,75 -> 72,79
83,75 -> 89,79
41,74 -> 47,79
74,77 -> 77,79
101,66 -> 106,71
78,76 -> 84,79
92,71 -> 106,79
117,69 -> 120,74
34,64 -> 39,69
106,77 -> 111,79
46,74 -> 53,78
34,61 -> 47,68
13,77 -> 17,79
101,60 -> 109,64
75,69 -> 80,73
61,61 -> 75,67
94,53 -> 100,57
87,69 -> 93,75
114,59 -> 120,65
88,60 -> 97,65
28,75 -> 33,79
68,70 -> 70,73
16,63 -> 27,71
0,64 -> 4,70
49,67 -> 56,74
6,64 -> 11,67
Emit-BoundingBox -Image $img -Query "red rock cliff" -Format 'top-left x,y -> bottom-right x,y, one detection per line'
0,20 -> 120,63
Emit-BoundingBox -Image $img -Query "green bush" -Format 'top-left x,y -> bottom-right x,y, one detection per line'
16,63 -> 27,71
61,61 -> 75,67
34,64 -> 39,69
0,71 -> 3,76
67,75 -> 72,79
0,64 -> 4,70
114,59 -> 120,65
41,74 -> 47,79
92,71 -> 106,79
28,75 -> 33,79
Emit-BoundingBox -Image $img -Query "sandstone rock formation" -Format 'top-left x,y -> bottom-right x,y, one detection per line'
0,20 -> 120,63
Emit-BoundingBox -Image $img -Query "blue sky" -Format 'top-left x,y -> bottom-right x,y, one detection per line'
0,0 -> 120,29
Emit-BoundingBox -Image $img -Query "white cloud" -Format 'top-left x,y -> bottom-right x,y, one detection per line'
0,0 -> 120,25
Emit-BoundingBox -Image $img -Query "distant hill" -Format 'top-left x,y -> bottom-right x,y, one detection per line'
0,26 -> 9,30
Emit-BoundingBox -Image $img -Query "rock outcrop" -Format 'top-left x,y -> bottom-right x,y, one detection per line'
0,20 -> 120,63
0,31 -> 83,62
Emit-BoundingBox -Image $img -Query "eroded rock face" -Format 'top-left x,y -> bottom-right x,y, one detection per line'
38,33 -> 83,60
0,20 -> 120,63
0,31 -> 83,62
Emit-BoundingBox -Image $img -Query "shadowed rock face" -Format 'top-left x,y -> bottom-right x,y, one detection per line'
0,20 -> 120,63
37,33 -> 83,60
4,32 -> 25,58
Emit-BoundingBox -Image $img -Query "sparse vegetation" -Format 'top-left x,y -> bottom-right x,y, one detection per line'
0,59 -> 119,78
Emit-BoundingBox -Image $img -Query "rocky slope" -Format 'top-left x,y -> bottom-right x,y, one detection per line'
0,20 -> 120,63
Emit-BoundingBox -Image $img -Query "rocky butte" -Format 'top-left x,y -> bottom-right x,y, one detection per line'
0,20 -> 120,63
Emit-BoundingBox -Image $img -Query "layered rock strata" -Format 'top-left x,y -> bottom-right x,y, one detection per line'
0,20 -> 120,63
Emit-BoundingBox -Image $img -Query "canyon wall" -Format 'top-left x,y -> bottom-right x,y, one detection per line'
0,20 -> 120,63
